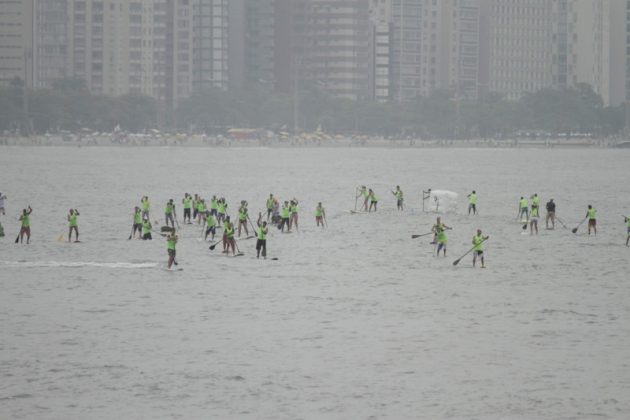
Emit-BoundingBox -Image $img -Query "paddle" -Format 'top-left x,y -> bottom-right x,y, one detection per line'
208,238 -> 224,250
412,226 -> 451,239
555,216 -> 569,230
14,232 -> 20,243
174,211 -> 180,230
452,237 -> 489,266
127,224 -> 135,240
572,217 -> 587,234
247,214 -> 259,236
411,232 -> 434,239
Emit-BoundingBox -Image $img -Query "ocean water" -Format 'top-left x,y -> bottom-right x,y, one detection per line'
1,146 -> 629,419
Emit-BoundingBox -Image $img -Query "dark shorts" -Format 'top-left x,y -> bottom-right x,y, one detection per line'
168,249 -> 176,257
210,209 -> 217,216
469,203 -> 476,209
206,226 -> 216,235
588,219 -> 596,227
134,223 -> 142,230
256,239 -> 266,250
143,233 -> 152,240
184,208 -> 191,217
475,250 -> 483,256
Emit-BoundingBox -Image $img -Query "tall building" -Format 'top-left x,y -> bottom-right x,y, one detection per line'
245,0 -> 277,87
33,0 -> 68,89
626,0 -> 630,103
64,0 -> 191,107
192,0 -> 228,91
289,0 -> 372,100
389,0 -> 482,102
487,0 -> 622,105
0,0 -> 34,87
391,0 -> 423,101
368,0 -> 392,101
488,0 -> 555,100
165,0 -> 193,107
607,0 -> 625,106
452,0 -> 482,100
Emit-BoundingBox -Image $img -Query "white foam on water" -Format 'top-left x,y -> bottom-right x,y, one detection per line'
0,260 -> 158,269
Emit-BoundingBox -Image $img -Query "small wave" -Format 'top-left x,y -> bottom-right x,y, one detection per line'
0,261 -> 158,269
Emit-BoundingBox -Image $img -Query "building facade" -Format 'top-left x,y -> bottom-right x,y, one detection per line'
391,0 -> 422,101
33,0 -> 68,89
0,0 -> 34,87
192,0 -> 229,91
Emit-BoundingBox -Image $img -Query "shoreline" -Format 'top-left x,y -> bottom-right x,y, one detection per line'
1,134 -> 628,148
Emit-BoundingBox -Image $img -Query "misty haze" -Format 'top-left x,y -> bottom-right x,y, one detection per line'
1,1 -> 629,419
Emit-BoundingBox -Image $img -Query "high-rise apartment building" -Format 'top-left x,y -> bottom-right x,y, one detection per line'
33,0 -> 68,89
368,0 -> 392,101
488,0 -> 555,100
389,0 -> 482,102
0,0 -> 34,87
626,0 -> 630,103
192,0 -> 228,91
487,0 -> 622,105
64,0 -> 191,107
391,0 -> 422,101
290,0 -> 371,100
452,0 -> 482,100
165,0 -> 193,106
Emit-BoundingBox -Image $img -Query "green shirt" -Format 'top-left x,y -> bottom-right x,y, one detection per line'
210,199 -> 218,210
142,200 -> 150,211
183,197 -> 192,209
218,202 -> 226,214
519,198 -> 528,208
142,221 -> 151,235
626,216 -> 630,228
315,206 -> 324,217
225,224 -> 234,239
587,208 -> 597,220
68,214 -> 78,227
266,198 -> 274,209
257,226 -> 268,240
238,207 -> 247,221
165,203 -> 173,215
473,235 -> 484,251
437,230 -> 447,244
469,193 -> 477,204
532,196 -> 540,207
134,211 -> 142,224
20,214 -> 29,228
206,214 -> 215,227
167,237 -> 176,250
281,206 -> 290,218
